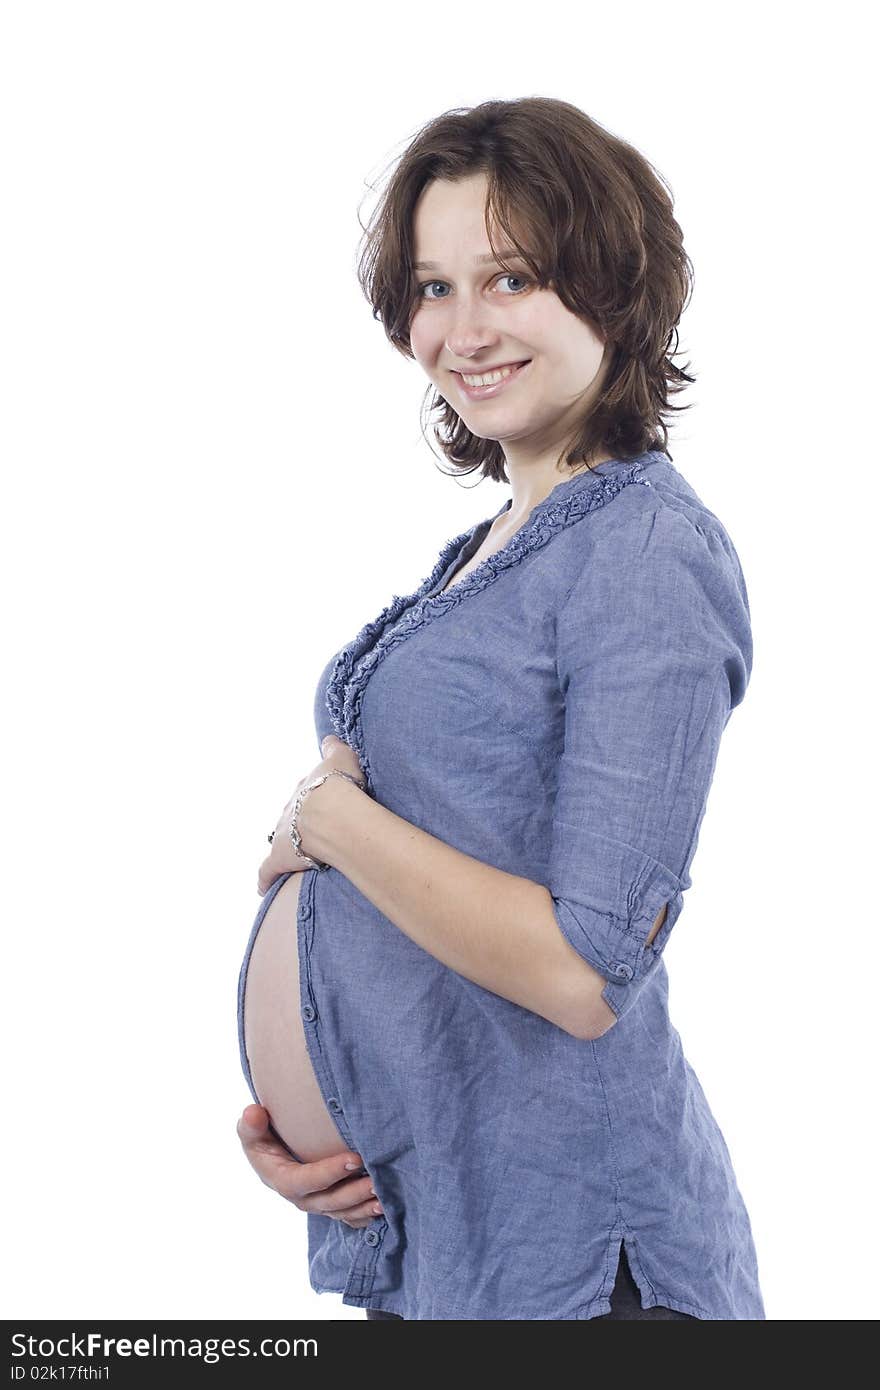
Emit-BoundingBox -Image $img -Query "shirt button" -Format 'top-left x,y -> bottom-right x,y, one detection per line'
301,1004 -> 316,1022
364,1229 -> 381,1246
327,1097 -> 343,1113
612,962 -> 634,981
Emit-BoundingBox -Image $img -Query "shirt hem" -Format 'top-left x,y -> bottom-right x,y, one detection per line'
307,1282 -> 717,1321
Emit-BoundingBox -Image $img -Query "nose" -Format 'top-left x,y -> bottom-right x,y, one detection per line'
445,327 -> 503,362
442,292 -> 505,362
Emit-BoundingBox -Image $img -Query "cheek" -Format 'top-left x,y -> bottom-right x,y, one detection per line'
509,302 -> 556,357
409,313 -> 440,365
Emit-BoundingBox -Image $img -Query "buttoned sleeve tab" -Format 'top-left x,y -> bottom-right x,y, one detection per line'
547,499 -> 753,1028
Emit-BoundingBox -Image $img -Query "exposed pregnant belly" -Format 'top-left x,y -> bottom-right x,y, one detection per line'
241,871 -> 349,1162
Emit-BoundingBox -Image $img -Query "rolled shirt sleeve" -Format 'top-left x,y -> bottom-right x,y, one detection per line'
548,500 -> 753,1024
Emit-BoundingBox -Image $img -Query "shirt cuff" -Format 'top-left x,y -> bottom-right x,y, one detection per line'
548,838 -> 684,1019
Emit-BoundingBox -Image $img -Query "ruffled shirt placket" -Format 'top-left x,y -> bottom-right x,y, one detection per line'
325,462 -> 655,797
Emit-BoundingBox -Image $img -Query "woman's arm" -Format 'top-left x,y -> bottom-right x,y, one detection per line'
301,771 -> 645,1042
300,500 -> 749,1040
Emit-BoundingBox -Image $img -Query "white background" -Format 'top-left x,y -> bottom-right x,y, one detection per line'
2,0 -> 876,1322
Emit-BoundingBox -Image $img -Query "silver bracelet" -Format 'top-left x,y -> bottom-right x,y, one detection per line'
289,769 -> 367,872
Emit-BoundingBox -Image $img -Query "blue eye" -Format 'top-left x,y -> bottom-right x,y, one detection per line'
417,273 -> 532,301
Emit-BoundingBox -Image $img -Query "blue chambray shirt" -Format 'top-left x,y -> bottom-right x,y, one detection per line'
237,447 -> 765,1320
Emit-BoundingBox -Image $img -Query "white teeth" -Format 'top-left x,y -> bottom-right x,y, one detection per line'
461,363 -> 525,387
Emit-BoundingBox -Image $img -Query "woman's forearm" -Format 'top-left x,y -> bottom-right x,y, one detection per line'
302,774 -> 608,1040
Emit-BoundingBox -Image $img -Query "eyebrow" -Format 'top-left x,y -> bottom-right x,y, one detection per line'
412,249 -> 529,271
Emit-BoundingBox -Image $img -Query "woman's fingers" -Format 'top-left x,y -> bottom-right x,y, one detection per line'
331,1198 -> 385,1228
295,1170 -> 383,1217
236,1105 -> 384,1223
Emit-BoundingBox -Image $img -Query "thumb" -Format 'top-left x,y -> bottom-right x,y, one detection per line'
239,1104 -> 270,1138
321,733 -> 366,783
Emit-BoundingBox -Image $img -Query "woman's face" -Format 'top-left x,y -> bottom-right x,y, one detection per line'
409,171 -> 611,464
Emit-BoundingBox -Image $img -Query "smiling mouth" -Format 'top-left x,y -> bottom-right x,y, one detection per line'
454,359 -> 532,398
455,360 -> 530,384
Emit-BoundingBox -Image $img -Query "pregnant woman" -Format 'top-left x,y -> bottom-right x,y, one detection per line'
236,95 -> 766,1321
238,501 -> 533,1166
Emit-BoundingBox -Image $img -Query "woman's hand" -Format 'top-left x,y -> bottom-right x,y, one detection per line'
236,1105 -> 384,1228
257,734 -> 366,897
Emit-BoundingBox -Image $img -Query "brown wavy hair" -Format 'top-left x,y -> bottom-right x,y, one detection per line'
355,96 -> 696,485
